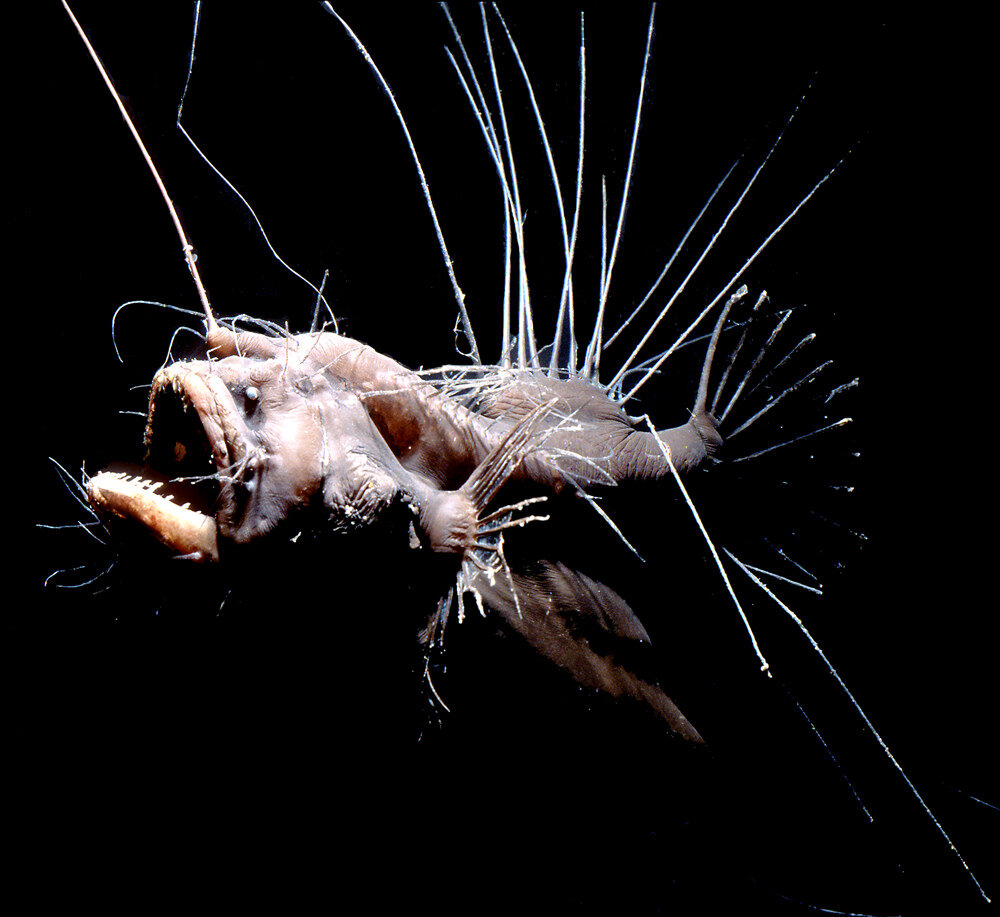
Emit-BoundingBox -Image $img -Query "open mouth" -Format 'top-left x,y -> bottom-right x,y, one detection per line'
87,362 -> 250,562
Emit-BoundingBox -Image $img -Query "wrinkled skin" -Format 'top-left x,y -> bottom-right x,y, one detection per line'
88,320 -> 724,741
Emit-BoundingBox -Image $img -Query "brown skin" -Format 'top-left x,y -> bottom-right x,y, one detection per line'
204,324 -> 722,487
88,322 -> 723,738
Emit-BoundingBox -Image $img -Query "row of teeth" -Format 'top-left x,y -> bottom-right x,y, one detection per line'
151,374 -> 218,474
149,375 -> 194,412
98,471 -> 192,510
167,373 -> 192,402
144,375 -> 194,448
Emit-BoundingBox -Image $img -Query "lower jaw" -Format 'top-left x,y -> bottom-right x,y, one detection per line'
88,469 -> 220,562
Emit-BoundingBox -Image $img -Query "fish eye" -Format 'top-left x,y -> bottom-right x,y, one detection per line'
245,386 -> 260,402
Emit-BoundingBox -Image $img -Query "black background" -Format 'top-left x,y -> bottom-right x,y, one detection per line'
13,4 -> 996,914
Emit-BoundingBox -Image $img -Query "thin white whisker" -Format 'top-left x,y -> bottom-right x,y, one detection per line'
180,4 -> 335,333
825,378 -> 859,403
493,4 -> 571,263
46,562 -> 115,590
764,537 -> 822,585
440,7 -> 515,365
727,552 -> 991,904
716,305 -> 789,417
582,4 -> 656,383
604,156 -> 743,352
309,269 -> 333,335
568,480 -> 643,562
49,458 -> 97,517
619,154 -> 843,406
37,519 -> 108,547
444,44 -> 515,365
609,85 -> 825,397
551,11 -> 586,377
112,300 -> 205,364
740,561 -> 823,595
61,0 -> 217,334
741,331 -> 818,407
478,5 -> 537,370
731,417 -> 851,463
728,359 -> 833,437
642,416 -> 769,672
710,326 -> 750,416
714,292 -> 778,421
321,3 -> 478,362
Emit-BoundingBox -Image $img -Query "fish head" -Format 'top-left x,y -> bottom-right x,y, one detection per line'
87,346 -> 398,561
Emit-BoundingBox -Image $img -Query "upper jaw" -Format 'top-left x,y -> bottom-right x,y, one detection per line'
87,361 -> 255,561
145,362 -> 250,476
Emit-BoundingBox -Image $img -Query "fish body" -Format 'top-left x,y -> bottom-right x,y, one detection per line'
20,5 -> 996,914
